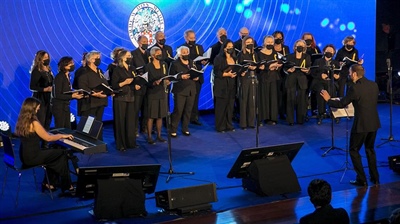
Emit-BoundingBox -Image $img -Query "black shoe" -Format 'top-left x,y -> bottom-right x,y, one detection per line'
117,147 -> 126,151
156,137 -> 167,143
241,127 -> 247,130
289,123 -> 294,126
182,131 -> 190,136
317,118 -> 322,125
217,130 -> 225,133
147,138 -> 156,145
267,121 -> 276,125
41,183 -> 57,192
226,128 -> 235,132
191,120 -> 202,126
350,180 -> 367,187
370,178 -> 380,185
170,132 -> 177,137
59,188 -> 76,197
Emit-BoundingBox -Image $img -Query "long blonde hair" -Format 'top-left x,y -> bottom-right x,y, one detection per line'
15,97 -> 41,137
30,50 -> 50,73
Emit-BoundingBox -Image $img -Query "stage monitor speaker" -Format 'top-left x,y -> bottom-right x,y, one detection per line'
242,155 -> 301,196
94,178 -> 147,219
155,183 -> 217,212
388,155 -> 400,173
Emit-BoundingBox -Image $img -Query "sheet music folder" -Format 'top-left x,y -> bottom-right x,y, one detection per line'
330,97 -> 354,118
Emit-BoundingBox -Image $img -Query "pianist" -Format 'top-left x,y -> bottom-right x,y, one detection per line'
15,97 -> 76,196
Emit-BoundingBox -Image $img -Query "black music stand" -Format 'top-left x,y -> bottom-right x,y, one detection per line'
160,80 -> 194,183
321,66 -> 345,157
332,104 -> 354,182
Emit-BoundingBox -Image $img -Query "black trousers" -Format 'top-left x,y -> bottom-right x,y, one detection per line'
114,100 -> 136,150
81,106 -> 105,140
239,81 -> 256,128
37,101 -> 52,131
215,95 -> 235,132
171,93 -> 195,133
133,95 -> 147,133
190,82 -> 202,122
349,131 -> 379,183
52,104 -> 71,129
21,148 -> 71,191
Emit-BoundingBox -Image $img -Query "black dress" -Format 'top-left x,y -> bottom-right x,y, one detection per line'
19,132 -> 71,191
213,54 -> 236,132
146,62 -> 168,119
30,68 -> 54,131
257,51 -> 280,123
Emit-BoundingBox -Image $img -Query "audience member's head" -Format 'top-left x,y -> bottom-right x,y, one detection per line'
307,179 -> 332,208
390,208 -> 400,224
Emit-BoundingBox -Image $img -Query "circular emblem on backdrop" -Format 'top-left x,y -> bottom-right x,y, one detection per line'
128,2 -> 165,48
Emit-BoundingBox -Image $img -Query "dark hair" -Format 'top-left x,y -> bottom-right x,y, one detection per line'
272,31 -> 285,40
307,179 -> 332,207
220,39 -> 236,59
58,56 -> 73,73
350,64 -> 365,78
15,97 -> 41,137
323,44 -> 336,55
390,208 -> 400,224
116,50 -> 129,67
30,50 -> 50,73
241,36 -> 254,53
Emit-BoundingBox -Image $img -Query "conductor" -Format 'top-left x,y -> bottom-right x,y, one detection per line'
320,64 -> 380,186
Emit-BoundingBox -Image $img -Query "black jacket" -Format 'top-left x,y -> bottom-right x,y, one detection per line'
168,59 -> 197,96
328,77 -> 381,133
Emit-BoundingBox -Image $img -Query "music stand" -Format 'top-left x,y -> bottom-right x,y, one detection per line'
328,103 -> 355,182
321,67 -> 345,157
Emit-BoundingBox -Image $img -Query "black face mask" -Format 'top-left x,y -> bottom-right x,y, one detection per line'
94,58 -> 101,66
188,40 -> 196,46
266,44 -> 274,50
345,45 -> 354,50
324,52 -> 333,59
220,35 -> 227,43
305,39 -> 312,46
155,55 -> 163,61
246,44 -> 254,50
158,39 -> 166,45
125,58 -> 132,64
68,65 -> 75,72
43,59 -> 50,66
274,39 -> 282,44
226,48 -> 235,55
141,44 -> 148,50
241,35 -> 247,39
296,46 -> 304,53
181,55 -> 190,61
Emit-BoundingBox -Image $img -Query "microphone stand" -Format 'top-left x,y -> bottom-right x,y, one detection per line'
249,70 -> 259,147
321,64 -> 345,157
377,58 -> 400,147
160,79 -> 194,183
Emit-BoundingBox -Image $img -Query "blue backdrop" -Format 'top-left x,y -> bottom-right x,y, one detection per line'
0,0 -> 376,128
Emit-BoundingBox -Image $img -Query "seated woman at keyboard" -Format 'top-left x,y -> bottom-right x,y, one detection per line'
15,97 -> 75,196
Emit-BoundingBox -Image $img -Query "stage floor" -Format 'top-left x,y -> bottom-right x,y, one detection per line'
1,103 -> 400,223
